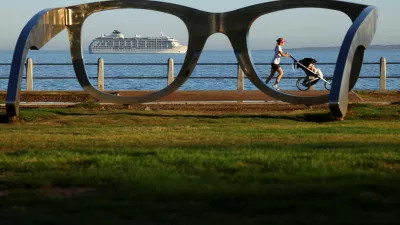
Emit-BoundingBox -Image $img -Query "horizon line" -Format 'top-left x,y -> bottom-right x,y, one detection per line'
0,44 -> 399,52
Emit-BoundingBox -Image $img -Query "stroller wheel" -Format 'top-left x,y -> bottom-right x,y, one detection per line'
324,78 -> 332,91
296,78 -> 310,91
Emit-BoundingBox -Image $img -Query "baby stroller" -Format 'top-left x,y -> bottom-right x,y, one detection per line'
290,56 -> 332,91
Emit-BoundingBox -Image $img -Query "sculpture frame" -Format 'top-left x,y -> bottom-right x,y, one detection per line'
6,0 -> 377,119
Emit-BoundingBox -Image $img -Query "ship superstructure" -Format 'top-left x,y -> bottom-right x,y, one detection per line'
89,30 -> 188,54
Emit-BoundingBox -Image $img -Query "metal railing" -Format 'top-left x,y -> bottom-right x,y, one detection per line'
0,57 -> 399,91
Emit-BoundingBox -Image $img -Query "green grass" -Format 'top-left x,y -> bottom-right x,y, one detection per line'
0,104 -> 399,225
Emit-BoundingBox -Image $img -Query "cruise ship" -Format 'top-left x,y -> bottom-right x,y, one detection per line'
89,30 -> 188,54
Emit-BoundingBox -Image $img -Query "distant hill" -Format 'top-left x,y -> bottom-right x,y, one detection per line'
369,45 -> 400,49
287,45 -> 400,50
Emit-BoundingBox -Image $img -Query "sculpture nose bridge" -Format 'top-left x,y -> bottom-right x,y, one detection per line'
210,13 -> 225,34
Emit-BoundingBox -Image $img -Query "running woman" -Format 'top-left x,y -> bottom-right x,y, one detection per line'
265,37 -> 291,90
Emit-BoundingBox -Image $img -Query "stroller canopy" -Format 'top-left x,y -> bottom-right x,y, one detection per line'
298,58 -> 317,68
294,57 -> 320,78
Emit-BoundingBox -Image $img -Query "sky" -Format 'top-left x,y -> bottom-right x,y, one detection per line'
0,0 -> 398,51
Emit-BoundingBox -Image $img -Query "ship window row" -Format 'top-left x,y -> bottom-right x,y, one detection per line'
94,42 -> 172,49
93,46 -> 173,50
95,46 -> 172,48
95,43 -> 171,46
96,41 -> 172,45
96,43 -> 171,46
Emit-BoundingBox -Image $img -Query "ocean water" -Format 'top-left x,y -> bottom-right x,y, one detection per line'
0,48 -> 399,91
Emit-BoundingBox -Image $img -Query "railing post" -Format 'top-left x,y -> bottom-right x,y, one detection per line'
98,58 -> 104,90
237,64 -> 244,91
380,57 -> 386,91
26,58 -> 33,91
168,58 -> 174,85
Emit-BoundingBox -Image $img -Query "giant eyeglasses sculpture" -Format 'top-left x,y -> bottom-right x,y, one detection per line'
6,0 -> 377,119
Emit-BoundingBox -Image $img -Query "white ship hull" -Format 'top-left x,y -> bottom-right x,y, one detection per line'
89,46 -> 188,54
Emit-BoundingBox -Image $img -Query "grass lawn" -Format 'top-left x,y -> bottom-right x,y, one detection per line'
0,103 -> 399,225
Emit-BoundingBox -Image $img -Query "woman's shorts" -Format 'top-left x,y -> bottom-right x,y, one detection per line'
271,63 -> 280,70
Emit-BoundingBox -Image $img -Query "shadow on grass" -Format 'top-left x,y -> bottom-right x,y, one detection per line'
0,108 -> 337,124
37,149 -> 158,158
5,141 -> 399,158
2,103 -> 398,125
48,111 -> 98,116
69,101 -> 103,109
0,109 -> 361,124
0,169 -> 399,225
60,103 -> 399,122
0,113 -> 9,123
0,109 -> 97,124
100,111 -> 338,123
348,103 -> 400,120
